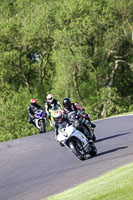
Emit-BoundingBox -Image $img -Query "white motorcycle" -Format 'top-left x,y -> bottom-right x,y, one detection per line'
67,110 -> 96,142
34,109 -> 47,133
56,122 -> 97,160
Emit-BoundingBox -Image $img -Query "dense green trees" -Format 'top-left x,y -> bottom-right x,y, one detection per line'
0,0 -> 133,141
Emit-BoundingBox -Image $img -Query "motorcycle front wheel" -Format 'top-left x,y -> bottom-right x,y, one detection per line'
69,138 -> 86,161
39,121 -> 46,133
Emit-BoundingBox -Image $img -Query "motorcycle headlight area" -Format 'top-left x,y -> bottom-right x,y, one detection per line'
61,128 -> 66,133
35,114 -> 40,119
35,111 -> 45,118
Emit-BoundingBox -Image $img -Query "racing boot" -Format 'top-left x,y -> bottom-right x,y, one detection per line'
31,121 -> 36,127
90,122 -> 96,128
59,142 -> 65,147
84,113 -> 96,128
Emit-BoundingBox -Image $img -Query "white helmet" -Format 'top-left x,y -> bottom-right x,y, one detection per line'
47,94 -> 53,103
53,110 -> 63,123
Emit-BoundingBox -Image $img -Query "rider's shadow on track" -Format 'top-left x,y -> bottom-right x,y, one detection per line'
85,132 -> 131,160
95,132 -> 131,143
86,146 -> 128,160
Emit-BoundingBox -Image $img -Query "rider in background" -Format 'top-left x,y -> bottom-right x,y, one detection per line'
28,99 -> 45,127
45,94 -> 62,121
62,97 -> 96,129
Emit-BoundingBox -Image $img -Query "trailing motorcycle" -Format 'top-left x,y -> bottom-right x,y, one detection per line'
34,109 -> 47,133
67,110 -> 96,142
49,104 -> 61,126
56,122 -> 97,160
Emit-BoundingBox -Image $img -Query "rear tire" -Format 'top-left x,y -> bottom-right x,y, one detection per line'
69,139 -> 86,160
92,133 -> 96,142
83,125 -> 96,142
89,143 -> 97,156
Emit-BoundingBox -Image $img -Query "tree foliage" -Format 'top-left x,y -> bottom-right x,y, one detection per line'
0,0 -> 133,141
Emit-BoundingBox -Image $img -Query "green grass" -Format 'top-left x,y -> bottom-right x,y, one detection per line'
44,162 -> 133,200
93,112 -> 133,122
43,112 -> 133,200
107,112 -> 133,118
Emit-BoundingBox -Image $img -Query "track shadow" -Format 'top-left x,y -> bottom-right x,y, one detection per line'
95,132 -> 131,143
96,146 -> 128,157
86,146 -> 128,160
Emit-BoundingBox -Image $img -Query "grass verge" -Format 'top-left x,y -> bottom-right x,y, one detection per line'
44,162 -> 133,200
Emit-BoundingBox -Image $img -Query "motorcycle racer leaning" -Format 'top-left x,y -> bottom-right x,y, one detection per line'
45,94 -> 61,121
28,99 -> 46,127
62,97 -> 96,130
52,110 -> 69,141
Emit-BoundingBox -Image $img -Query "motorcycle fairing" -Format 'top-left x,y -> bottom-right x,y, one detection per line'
57,125 -> 88,148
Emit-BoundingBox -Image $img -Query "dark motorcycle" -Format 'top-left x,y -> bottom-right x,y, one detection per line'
67,110 -> 96,142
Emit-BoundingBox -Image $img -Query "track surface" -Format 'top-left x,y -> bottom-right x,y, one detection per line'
0,115 -> 133,200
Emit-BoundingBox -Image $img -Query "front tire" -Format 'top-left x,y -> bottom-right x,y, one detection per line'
69,139 -> 86,160
39,121 -> 46,133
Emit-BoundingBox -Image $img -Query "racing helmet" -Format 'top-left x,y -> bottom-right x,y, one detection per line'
53,110 -> 63,123
30,99 -> 37,107
62,98 -> 71,108
47,94 -> 53,103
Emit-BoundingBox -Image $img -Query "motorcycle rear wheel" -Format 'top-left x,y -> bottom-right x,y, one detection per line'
89,143 -> 97,156
69,139 -> 86,161
83,125 -> 96,142
92,133 -> 96,142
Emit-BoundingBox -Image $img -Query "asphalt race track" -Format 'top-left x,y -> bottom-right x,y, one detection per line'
0,115 -> 133,200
